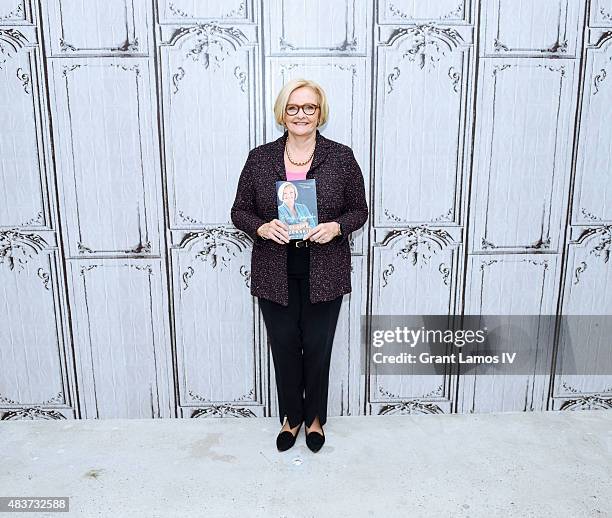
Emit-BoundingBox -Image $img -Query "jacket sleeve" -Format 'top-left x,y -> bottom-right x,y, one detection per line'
230,150 -> 267,241
334,148 -> 369,244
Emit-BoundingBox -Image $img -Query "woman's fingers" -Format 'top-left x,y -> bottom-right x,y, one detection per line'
268,228 -> 284,243
258,220 -> 289,243
276,231 -> 289,243
262,220 -> 336,244
271,220 -> 289,241
272,227 -> 288,242
270,226 -> 289,243
307,226 -> 325,241
307,223 -> 338,243
304,224 -> 322,240
271,218 -> 288,230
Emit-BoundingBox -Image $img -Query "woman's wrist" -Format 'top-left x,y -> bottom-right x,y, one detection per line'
257,223 -> 266,238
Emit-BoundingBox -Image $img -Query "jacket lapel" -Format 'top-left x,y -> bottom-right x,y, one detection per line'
273,129 -> 331,181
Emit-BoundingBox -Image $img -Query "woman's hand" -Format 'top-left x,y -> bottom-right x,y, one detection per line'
304,222 -> 340,244
257,219 -> 289,244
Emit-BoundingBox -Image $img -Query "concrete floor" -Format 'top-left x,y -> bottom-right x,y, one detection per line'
0,410 -> 610,518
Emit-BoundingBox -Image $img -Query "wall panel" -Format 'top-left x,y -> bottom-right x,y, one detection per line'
48,58 -> 162,257
551,226 -> 612,409
459,254 -> 559,413
0,28 -> 50,228
43,0 -> 150,56
469,59 -> 576,253
374,25 -> 474,227
0,243 -> 74,419
170,228 -> 263,418
66,258 -> 173,418
481,0 -> 584,57
267,0 -> 369,54
571,34 -> 612,224
158,23 -> 259,228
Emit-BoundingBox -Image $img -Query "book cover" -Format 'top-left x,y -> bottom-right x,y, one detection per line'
276,179 -> 318,240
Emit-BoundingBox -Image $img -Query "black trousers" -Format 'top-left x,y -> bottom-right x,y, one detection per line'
258,244 -> 343,429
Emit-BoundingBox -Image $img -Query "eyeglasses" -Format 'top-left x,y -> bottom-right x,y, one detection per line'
285,103 -> 319,116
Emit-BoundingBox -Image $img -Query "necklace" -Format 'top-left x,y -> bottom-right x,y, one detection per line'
285,141 -> 315,166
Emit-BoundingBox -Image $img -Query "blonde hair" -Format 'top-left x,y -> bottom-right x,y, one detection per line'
277,182 -> 298,201
273,78 -> 329,128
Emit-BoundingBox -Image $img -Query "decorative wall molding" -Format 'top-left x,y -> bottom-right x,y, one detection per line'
191,404 -> 257,418
0,28 -> 28,67
591,3 -> 612,27
15,65 -> 31,93
387,1 -> 465,22
178,227 -> 251,251
384,207 -> 455,224
58,35 -> 139,54
378,400 -> 445,414
601,7 -> 612,22
0,390 -> 64,406
163,0 -> 250,22
0,229 -> 48,271
378,227 -> 455,287
167,22 -> 248,52
481,236 -> 551,250
570,226 -> 612,284
376,382 -> 446,414
379,0 -> 471,25
189,387 -> 254,404
493,37 -> 567,55
479,257 -> 550,273
559,396 -> 612,410
379,226 -> 454,262
0,1 -> 25,22
1,408 -> 67,420
589,28 -> 611,48
382,24 -> 464,80
593,68 -> 608,95
19,211 -> 44,226
37,267 -> 50,289
178,228 -> 252,289
559,382 -> 612,410
57,38 -> 139,54
77,240 -> 151,255
279,35 -> 357,53
165,23 -> 248,94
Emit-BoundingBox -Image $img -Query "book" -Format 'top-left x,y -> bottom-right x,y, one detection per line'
275,179 -> 318,240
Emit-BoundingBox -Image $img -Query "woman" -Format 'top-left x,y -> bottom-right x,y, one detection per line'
277,182 -> 316,238
230,78 -> 368,453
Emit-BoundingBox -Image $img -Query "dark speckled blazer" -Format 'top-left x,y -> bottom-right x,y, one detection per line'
230,129 -> 369,306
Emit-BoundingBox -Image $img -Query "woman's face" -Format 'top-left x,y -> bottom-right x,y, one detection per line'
283,86 -> 319,137
282,185 -> 297,204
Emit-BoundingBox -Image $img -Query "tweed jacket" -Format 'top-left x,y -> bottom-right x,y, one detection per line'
230,129 -> 369,306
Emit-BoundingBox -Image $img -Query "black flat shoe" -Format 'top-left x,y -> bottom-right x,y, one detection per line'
305,429 -> 325,453
276,423 -> 302,451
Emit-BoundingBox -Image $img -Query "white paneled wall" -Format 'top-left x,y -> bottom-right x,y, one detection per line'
0,0 -> 610,421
